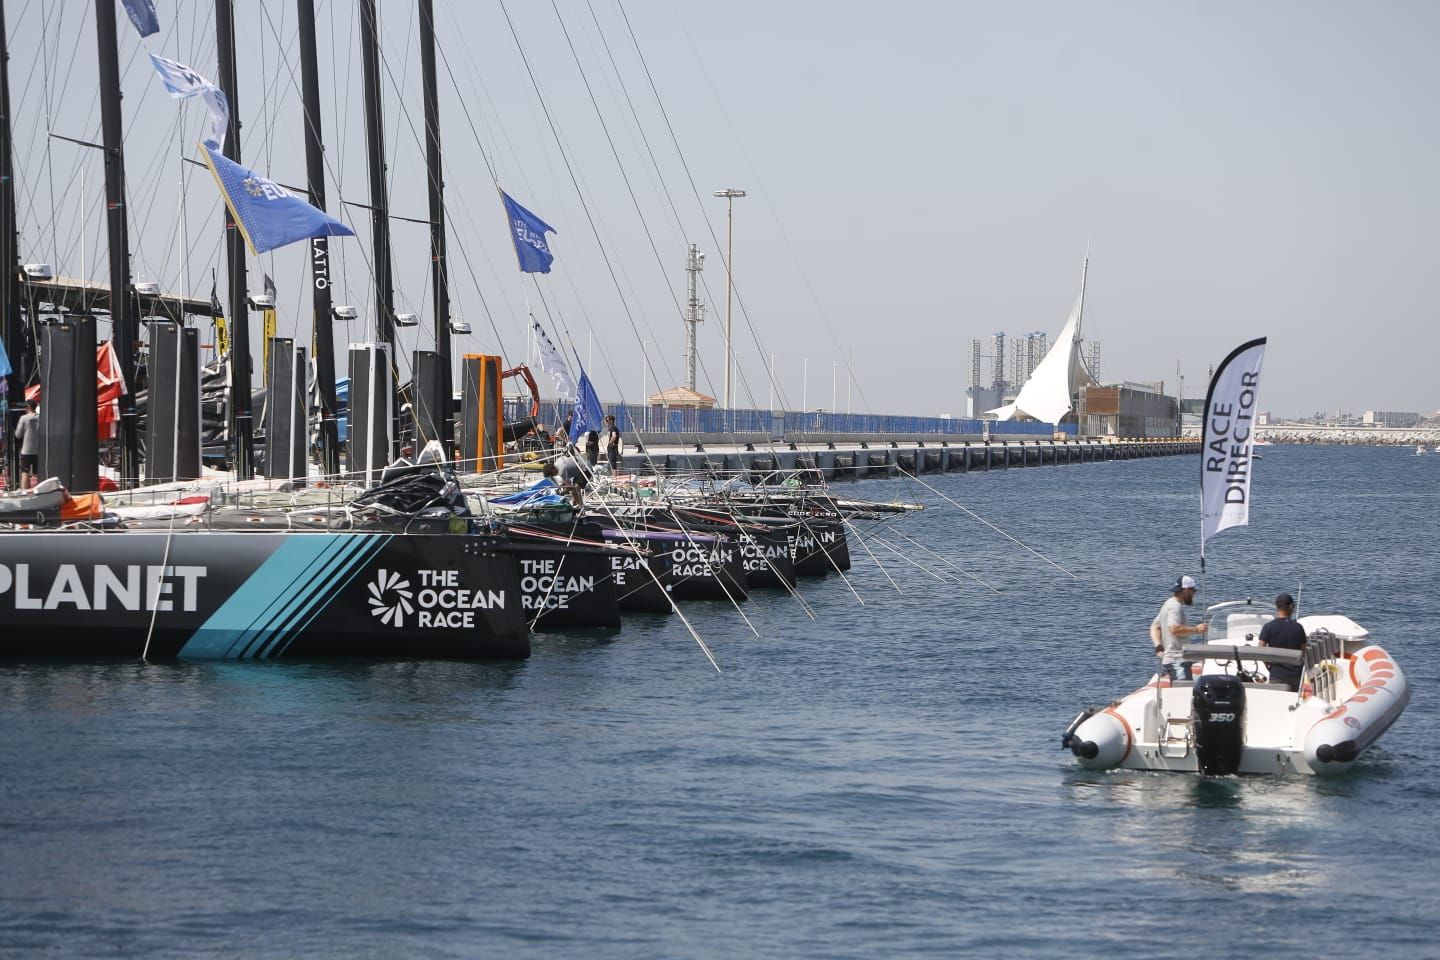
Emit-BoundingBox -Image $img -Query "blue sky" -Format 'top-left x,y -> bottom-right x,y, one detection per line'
7,1 -> 1437,417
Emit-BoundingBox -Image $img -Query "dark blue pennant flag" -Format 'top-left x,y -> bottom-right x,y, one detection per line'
202,144 -> 355,255
501,190 -> 557,274
121,0 -> 160,38
568,370 -> 604,445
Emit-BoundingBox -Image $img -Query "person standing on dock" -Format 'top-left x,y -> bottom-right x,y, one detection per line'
1259,592 -> 1307,691
604,415 -> 621,474
1152,575 -> 1207,682
15,400 -> 40,489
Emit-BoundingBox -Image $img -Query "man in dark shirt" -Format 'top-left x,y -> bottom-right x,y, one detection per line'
604,415 -> 621,474
1260,592 -> 1307,691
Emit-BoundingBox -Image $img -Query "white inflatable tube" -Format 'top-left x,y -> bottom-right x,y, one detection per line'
1070,706 -> 1133,770
1304,644 -> 1409,775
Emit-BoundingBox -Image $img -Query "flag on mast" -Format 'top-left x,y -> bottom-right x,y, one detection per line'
210,275 -> 228,361
500,191 -> 558,274
201,145 -> 354,255
1200,337 -> 1267,560
148,54 -> 229,151
122,0 -> 160,39
569,371 -> 604,445
529,314 -> 575,402
260,274 -> 278,386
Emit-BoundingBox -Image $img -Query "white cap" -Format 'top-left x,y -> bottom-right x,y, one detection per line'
1174,575 -> 1198,592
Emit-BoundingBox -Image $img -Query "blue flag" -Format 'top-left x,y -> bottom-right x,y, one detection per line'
121,0 -> 160,38
569,370 -> 604,445
501,191 -> 557,274
0,335 -> 12,379
202,144 -> 354,255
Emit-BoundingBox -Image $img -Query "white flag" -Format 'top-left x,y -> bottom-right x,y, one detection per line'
529,315 -> 576,403
1201,337 -> 1266,555
148,54 -> 229,151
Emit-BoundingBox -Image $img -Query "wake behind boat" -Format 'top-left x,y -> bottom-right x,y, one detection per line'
1062,600 -> 1408,775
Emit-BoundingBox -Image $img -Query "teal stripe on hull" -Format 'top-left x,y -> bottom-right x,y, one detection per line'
179,535 -> 381,659
272,536 -> 392,658
251,535 -> 384,659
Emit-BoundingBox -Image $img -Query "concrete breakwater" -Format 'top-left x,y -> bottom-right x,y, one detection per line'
1254,426 -> 1439,446
615,436 -> 1198,482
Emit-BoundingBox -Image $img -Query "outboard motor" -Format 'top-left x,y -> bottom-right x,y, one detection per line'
1192,675 -> 1247,775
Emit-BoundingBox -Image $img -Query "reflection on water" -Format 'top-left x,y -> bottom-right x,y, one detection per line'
1060,769 -> 1351,895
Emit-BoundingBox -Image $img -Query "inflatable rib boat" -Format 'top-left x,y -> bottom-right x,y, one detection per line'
1063,600 -> 1408,776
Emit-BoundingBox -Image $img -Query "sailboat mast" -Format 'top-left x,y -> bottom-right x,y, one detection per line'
418,0 -> 452,457
358,0 -> 395,349
417,0 -> 453,456
297,0 -> 340,476
215,0 -> 254,480
0,0 -> 24,489
94,0 -> 139,485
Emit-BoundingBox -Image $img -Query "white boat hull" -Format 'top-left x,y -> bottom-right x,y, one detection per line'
1066,636 -> 1407,777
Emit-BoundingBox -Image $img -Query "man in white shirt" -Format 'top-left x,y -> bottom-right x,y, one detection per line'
1151,575 -> 1207,682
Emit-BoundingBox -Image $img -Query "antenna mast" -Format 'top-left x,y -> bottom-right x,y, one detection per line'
683,243 -> 704,391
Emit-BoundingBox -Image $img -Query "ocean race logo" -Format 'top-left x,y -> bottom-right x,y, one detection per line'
367,569 -> 415,627
0,563 -> 206,612
367,567 -> 505,629
519,558 -> 596,612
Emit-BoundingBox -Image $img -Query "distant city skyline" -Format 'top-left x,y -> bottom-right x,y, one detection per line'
5,1 -> 1436,417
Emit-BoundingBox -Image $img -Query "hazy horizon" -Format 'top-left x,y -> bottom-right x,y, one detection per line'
5,1 -> 1436,419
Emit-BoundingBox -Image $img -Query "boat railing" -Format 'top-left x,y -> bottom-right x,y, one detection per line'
1302,628 -> 1344,703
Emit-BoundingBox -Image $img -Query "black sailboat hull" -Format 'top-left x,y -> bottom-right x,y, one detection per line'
740,527 -> 798,589
611,549 -> 675,614
0,531 -> 529,659
664,538 -> 748,602
509,543 -> 622,630
791,521 -> 852,577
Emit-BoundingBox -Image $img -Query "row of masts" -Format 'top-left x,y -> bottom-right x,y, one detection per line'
0,0 -> 455,489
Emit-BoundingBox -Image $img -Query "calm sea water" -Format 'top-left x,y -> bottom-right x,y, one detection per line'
2,446 -> 1437,958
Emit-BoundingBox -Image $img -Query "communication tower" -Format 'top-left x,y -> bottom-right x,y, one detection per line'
683,244 -> 705,391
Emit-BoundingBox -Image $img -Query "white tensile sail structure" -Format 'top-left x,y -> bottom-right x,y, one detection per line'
990,259 -> 1095,424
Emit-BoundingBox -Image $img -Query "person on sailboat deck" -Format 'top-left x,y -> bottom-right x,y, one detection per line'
1152,575 -> 1207,682
1259,592 -> 1307,691
543,455 -> 589,509
15,400 -> 40,489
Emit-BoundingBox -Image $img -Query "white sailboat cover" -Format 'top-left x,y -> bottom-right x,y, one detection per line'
1200,337 -> 1266,555
991,289 -> 1093,424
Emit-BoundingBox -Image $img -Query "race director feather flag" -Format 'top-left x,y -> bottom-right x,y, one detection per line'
501,190 -> 557,274
202,145 -> 355,255
1200,337 -> 1266,558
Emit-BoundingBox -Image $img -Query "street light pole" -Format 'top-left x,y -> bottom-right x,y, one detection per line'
768,352 -> 775,413
713,188 -> 745,412
641,338 -> 650,432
